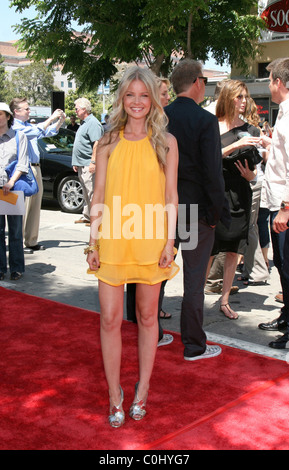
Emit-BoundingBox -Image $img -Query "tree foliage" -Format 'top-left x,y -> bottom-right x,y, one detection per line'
10,0 -> 265,91
0,54 -> 11,102
65,89 -> 112,122
8,61 -> 56,105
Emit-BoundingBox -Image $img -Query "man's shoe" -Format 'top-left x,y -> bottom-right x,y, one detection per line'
27,244 -> 45,251
230,286 -> 239,295
258,317 -> 288,331
24,247 -> 34,254
205,286 -> 221,295
184,345 -> 222,361
10,272 -> 22,281
74,218 -> 89,224
269,333 -> 289,349
0,272 -> 5,280
157,334 -> 174,347
205,285 -> 239,295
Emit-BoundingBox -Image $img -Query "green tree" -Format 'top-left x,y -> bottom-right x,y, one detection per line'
0,54 -> 10,102
9,61 -> 56,105
11,0 -> 265,90
64,89 -> 111,122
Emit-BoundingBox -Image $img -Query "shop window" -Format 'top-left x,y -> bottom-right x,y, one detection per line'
258,62 -> 270,78
271,107 -> 279,126
254,97 -> 269,123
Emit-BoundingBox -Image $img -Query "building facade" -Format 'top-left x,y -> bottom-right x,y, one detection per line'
0,40 -> 77,96
206,0 -> 289,125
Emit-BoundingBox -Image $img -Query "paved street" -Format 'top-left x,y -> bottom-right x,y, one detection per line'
1,203 -> 289,363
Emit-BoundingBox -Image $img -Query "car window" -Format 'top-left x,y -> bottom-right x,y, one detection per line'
38,130 -> 75,153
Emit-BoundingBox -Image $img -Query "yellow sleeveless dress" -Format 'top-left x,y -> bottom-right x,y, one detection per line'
88,129 -> 179,286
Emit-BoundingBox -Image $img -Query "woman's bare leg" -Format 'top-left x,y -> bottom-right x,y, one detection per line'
220,252 -> 239,319
98,280 -> 124,405
134,282 -> 161,400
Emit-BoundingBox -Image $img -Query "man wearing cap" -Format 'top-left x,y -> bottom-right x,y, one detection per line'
0,102 -> 29,280
258,58 -> 289,349
10,98 -> 66,254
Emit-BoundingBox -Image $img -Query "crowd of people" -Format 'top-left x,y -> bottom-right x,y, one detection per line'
0,98 -> 66,280
1,56 -> 289,428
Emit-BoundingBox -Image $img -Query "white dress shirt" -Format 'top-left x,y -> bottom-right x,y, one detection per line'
261,98 -> 289,211
13,119 -> 59,164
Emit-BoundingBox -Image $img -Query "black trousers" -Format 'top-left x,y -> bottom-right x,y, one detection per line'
270,211 -> 289,325
175,221 -> 215,358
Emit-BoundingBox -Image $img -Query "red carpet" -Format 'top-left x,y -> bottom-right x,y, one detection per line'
1,286 -> 289,450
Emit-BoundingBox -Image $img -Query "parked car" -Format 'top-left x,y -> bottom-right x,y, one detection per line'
38,128 -> 84,214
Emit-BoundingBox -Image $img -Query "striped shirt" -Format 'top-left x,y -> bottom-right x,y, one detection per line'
0,128 -> 28,187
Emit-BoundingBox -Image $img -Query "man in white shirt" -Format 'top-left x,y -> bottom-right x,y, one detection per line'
258,58 -> 289,349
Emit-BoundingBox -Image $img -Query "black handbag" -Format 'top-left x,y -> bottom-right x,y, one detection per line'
223,145 -> 262,175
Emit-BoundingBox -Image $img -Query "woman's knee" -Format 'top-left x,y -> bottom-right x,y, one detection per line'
101,309 -> 122,332
136,304 -> 158,328
135,283 -> 160,327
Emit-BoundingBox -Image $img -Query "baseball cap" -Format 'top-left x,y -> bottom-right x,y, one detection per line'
0,102 -> 13,116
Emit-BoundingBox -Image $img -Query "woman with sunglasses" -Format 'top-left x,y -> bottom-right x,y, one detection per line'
206,80 -> 261,319
0,103 -> 29,281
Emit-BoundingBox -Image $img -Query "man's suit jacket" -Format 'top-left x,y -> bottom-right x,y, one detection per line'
165,96 -> 230,228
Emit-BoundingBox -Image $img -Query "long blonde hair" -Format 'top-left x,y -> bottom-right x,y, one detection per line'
107,66 -> 168,167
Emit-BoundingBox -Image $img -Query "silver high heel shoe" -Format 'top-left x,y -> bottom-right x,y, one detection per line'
129,382 -> 148,421
108,386 -> 125,428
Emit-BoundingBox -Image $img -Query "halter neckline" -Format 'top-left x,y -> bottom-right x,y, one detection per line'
119,128 -> 152,141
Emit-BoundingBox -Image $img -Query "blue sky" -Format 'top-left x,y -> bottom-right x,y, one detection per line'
1,2 -> 36,41
2,1 -> 229,71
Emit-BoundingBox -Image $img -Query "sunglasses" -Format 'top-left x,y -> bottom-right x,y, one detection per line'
198,76 -> 208,85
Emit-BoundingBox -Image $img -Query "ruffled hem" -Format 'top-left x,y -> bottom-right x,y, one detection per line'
87,260 -> 179,287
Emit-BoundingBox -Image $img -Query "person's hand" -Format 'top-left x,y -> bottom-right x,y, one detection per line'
237,135 -> 260,148
2,181 -> 14,194
51,109 -> 64,121
87,251 -> 100,271
273,210 -> 289,234
89,162 -> 96,174
59,111 -> 66,124
259,135 -> 272,150
159,245 -> 174,269
234,159 -> 255,181
73,165 -> 78,173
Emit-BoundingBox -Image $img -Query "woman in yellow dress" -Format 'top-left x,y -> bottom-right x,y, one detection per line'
86,66 -> 179,427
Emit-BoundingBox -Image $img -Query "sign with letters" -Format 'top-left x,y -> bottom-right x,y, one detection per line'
261,0 -> 289,32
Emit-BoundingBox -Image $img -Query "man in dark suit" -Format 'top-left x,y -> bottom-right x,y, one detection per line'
165,59 -> 229,361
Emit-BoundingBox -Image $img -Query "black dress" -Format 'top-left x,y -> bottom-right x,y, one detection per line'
212,122 -> 260,255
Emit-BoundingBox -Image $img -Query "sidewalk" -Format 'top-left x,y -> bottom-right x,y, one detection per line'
1,205 -> 288,363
